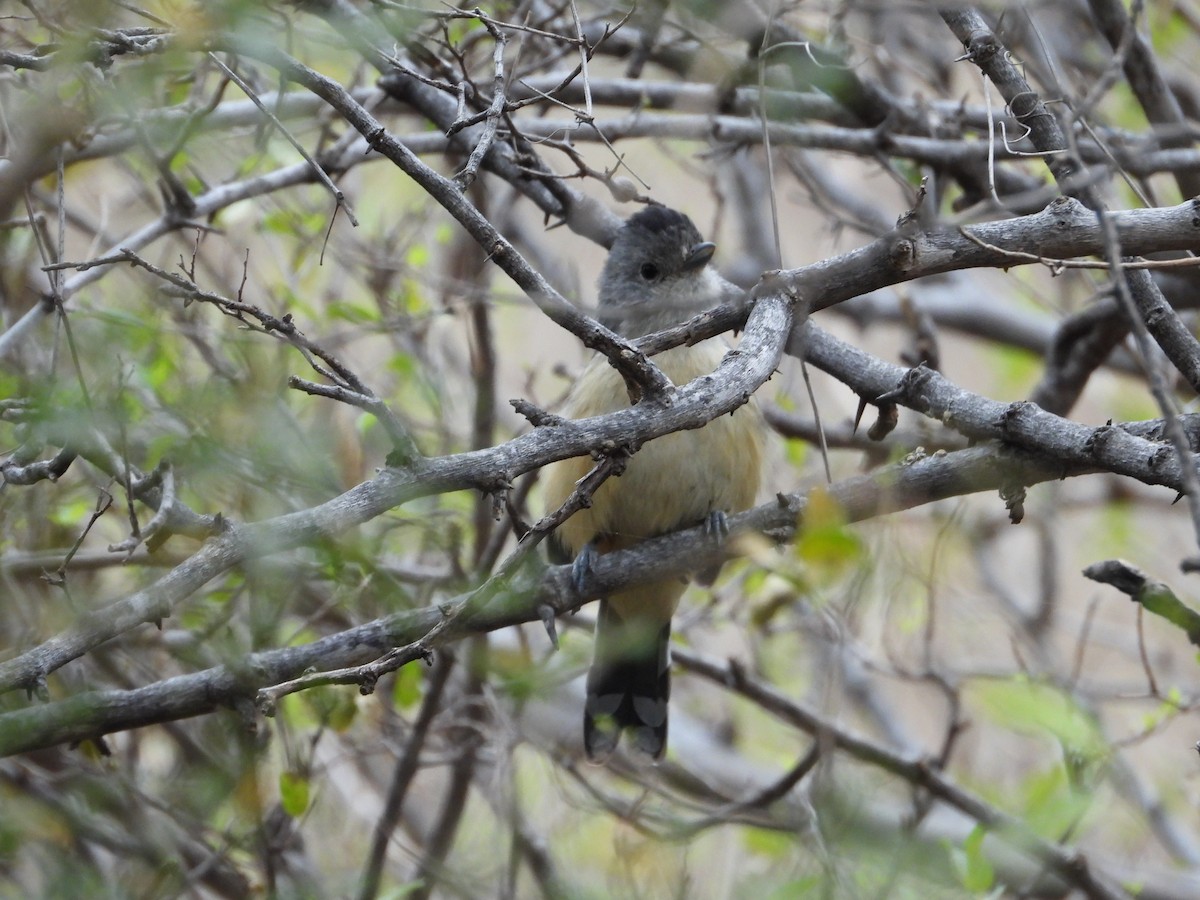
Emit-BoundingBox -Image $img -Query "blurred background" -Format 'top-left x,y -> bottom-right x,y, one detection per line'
2,1 -> 1200,897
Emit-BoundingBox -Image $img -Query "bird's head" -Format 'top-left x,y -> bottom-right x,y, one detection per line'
597,206 -> 733,337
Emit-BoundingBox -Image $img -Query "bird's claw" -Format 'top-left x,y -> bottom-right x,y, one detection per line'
570,542 -> 598,596
705,510 -> 730,544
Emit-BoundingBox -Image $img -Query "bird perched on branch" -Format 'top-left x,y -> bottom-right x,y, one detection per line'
542,205 -> 764,761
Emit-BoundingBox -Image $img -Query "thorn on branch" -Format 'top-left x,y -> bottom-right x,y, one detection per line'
852,395 -> 869,435
874,363 -> 933,407
991,400 -> 1036,433
895,175 -> 929,229
1082,422 -> 1118,456
537,604 -> 559,649
954,31 -> 1001,65
510,398 -> 566,427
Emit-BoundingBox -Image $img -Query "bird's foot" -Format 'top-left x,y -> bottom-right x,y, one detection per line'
570,542 -> 599,596
704,510 -> 730,544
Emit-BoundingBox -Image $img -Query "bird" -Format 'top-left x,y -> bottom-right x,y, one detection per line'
542,205 -> 764,761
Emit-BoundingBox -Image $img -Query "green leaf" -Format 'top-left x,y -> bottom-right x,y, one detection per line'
971,678 -> 1104,757
261,209 -> 297,236
405,243 -> 430,270
794,488 -> 864,578
741,826 -> 793,858
1141,688 -> 1185,734
960,825 -> 995,892
1021,766 -> 1090,836
392,662 -> 423,710
328,298 -> 382,325
279,770 -> 310,817
783,436 -> 808,469
1137,581 -> 1200,644
765,875 -> 823,898
49,498 -> 95,529
986,342 -> 1041,396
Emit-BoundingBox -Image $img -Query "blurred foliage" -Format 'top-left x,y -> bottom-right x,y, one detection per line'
0,0 -> 1198,898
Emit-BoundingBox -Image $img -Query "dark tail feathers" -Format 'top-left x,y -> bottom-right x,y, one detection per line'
584,600 -> 671,761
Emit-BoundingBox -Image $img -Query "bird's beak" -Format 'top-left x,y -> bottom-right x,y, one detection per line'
682,241 -> 716,271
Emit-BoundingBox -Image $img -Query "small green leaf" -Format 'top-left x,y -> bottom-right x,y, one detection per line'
49,498 -> 96,528
741,826 -> 793,858
328,298 -> 381,325
961,825 -> 995,892
261,209 -> 297,236
279,770 -> 310,817
392,663 -> 423,710
794,488 -> 863,577
405,243 -> 430,269
783,437 -> 808,469
1137,582 -> 1200,644
764,875 -> 823,898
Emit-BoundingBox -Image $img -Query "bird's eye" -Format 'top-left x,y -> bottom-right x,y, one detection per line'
639,262 -> 660,281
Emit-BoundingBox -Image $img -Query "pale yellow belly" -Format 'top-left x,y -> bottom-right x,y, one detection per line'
543,341 -> 764,556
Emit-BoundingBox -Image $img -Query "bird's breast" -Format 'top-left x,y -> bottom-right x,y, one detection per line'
543,341 -> 764,555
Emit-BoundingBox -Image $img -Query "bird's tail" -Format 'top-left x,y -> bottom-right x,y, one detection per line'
584,597 -> 673,761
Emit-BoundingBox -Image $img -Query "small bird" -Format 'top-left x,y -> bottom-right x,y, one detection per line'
542,205 -> 764,761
